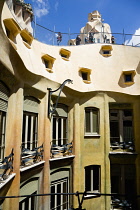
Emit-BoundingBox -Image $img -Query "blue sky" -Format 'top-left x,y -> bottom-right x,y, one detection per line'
24,0 -> 140,46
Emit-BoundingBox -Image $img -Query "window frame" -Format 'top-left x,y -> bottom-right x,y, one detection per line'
122,70 -> 136,85
79,68 -> 92,84
85,107 -> 100,137
0,111 -> 6,162
85,165 -> 101,195
42,54 -> 55,73
101,45 -> 112,57
50,177 -> 69,210
22,111 -> 38,150
59,48 -> 71,61
109,109 -> 134,145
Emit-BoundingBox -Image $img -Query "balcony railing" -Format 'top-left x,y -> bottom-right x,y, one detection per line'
111,197 -> 132,210
50,142 -> 73,158
110,141 -> 134,152
21,144 -> 43,167
0,149 -> 14,182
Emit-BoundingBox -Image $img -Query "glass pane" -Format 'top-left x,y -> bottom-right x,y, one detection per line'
123,121 -> 133,142
27,115 -> 31,150
52,118 -> 56,144
93,166 -> 99,191
123,110 -> 132,117
57,184 -> 61,210
51,185 -> 55,209
85,110 -> 90,132
82,72 -> 88,80
63,181 -> 67,209
22,114 -> 26,148
92,110 -> 98,133
33,116 -> 38,148
85,167 -> 91,191
58,118 -> 61,146
63,118 -> 67,145
110,121 -> 119,143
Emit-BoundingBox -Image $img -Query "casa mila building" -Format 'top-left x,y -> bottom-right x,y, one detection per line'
0,0 -> 140,209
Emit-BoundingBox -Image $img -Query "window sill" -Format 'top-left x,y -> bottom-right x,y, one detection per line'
84,192 -> 100,199
61,57 -> 69,61
84,134 -> 100,138
46,68 -> 53,73
102,53 -> 112,57
50,155 -> 75,161
83,80 -> 91,84
124,81 -> 134,85
23,41 -> 31,49
9,39 -> 17,50
0,173 -> 16,189
20,160 -> 45,172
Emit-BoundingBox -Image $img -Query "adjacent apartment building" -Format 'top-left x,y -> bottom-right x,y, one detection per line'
0,0 -> 140,209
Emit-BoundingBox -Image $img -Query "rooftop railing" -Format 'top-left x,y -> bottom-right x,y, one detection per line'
32,22 -> 140,47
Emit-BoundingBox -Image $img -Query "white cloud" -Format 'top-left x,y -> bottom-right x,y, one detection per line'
125,28 -> 140,47
31,0 -> 49,18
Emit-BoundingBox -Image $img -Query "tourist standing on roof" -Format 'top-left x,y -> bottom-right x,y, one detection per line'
57,32 -> 62,45
76,35 -> 81,45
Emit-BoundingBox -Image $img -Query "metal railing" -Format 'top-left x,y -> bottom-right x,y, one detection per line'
21,144 -> 43,167
110,141 -> 135,152
0,149 -> 14,181
50,141 -> 73,158
32,21 -> 140,47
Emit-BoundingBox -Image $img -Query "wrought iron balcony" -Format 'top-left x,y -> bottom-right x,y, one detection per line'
111,197 -> 132,209
110,141 -> 135,152
21,144 -> 43,168
50,142 -> 73,158
0,149 -> 14,182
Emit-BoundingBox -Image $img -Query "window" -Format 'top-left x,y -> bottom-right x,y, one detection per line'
3,18 -> 21,43
79,68 -> 91,83
103,50 -> 110,54
0,111 -> 6,161
0,81 -> 9,161
85,165 -> 101,193
20,29 -> 33,48
125,74 -> 132,82
111,164 -> 136,197
110,109 -> 133,144
22,96 -> 39,150
42,54 -> 55,73
60,48 -> 71,60
22,112 -> 38,150
85,107 -> 99,136
81,72 -> 88,80
19,191 -> 37,210
122,70 -> 136,85
52,104 -> 68,146
101,45 -> 112,57
50,178 -> 69,210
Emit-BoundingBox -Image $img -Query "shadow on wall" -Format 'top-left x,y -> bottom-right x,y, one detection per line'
136,61 -> 140,74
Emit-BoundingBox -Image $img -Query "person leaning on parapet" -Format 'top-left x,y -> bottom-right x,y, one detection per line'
85,36 -> 89,44
76,35 -> 81,45
89,32 -> 94,43
111,35 -> 115,44
57,32 -> 62,45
